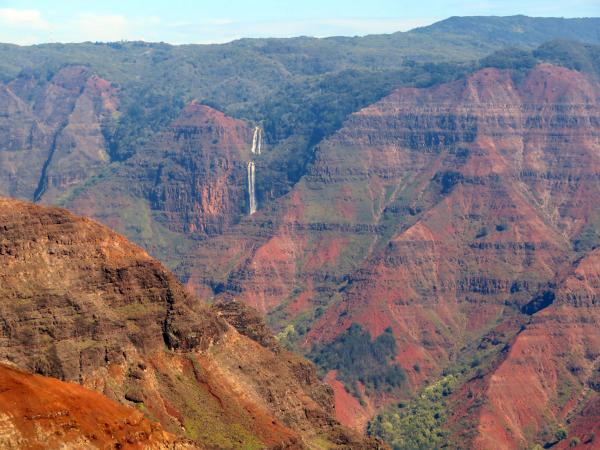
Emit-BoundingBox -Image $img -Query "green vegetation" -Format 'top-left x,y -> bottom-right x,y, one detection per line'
534,40 -> 600,77
572,210 -> 600,255
480,47 -> 539,71
368,376 -> 457,450
108,87 -> 186,161
479,39 -> 600,82
367,310 -> 527,449
555,427 -> 568,442
250,59 -> 473,204
309,323 -> 406,397
153,356 -> 267,449
1,19 -> 598,205
476,227 -> 489,239
413,16 -> 600,51
495,223 -> 508,232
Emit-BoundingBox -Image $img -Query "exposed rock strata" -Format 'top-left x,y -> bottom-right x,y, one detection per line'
177,64 -> 600,444
0,66 -> 117,202
0,197 -> 383,449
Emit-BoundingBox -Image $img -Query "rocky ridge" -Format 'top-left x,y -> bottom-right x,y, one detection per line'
0,197 -> 382,449
168,63 -> 600,447
0,66 -> 117,203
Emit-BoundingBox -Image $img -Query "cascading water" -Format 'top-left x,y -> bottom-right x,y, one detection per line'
256,127 -> 262,155
250,126 -> 262,155
248,126 -> 262,215
247,161 -> 257,215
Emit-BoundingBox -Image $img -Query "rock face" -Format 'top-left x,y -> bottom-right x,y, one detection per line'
63,101 -> 258,270
304,63 -> 598,367
0,363 -> 193,450
0,66 -> 117,203
170,64 -> 600,445
2,58 -> 600,448
465,248 -> 600,449
0,197 -> 382,449
143,102 -> 254,234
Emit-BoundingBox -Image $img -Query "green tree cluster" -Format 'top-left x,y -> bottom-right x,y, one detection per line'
309,323 -> 406,397
368,376 -> 456,450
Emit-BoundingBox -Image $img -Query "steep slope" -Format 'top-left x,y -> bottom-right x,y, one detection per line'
0,66 -> 117,202
0,197 -> 381,449
461,247 -> 600,449
63,102 -> 259,268
171,63 -> 600,441
0,18 -> 597,213
0,363 -> 192,449
306,63 -> 599,368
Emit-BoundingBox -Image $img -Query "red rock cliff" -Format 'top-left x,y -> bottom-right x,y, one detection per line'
0,66 -> 117,203
0,197 -> 383,449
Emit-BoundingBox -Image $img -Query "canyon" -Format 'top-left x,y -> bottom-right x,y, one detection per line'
41,61 -> 600,448
0,18 -> 600,449
0,197 -> 381,449
0,66 -> 117,203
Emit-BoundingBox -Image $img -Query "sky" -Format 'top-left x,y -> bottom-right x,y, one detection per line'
0,0 -> 598,45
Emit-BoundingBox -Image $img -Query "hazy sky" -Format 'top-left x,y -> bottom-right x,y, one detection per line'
0,0 -> 598,45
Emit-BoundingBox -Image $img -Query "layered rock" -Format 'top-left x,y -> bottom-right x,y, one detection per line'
145,102 -> 255,234
174,64 -> 600,442
0,66 -> 117,202
464,248 -> 600,449
64,102 -> 259,271
0,197 -> 382,449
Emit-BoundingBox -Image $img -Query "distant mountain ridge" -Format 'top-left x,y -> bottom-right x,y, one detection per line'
413,15 -> 600,46
1,16 -> 600,449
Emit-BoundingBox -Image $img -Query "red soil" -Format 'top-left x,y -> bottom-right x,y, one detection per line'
0,363 -> 182,449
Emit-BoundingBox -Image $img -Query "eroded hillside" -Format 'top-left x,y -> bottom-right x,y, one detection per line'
0,197 -> 382,449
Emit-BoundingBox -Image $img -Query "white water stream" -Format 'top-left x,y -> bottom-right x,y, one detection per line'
250,126 -> 262,155
247,161 -> 257,215
248,126 -> 262,214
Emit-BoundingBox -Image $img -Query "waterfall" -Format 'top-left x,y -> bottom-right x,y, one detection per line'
251,126 -> 262,155
247,161 -> 257,215
256,127 -> 262,155
247,126 -> 261,215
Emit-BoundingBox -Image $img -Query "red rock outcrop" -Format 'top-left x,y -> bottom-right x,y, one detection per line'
0,363 -> 193,449
0,197 -> 383,449
145,102 -> 255,234
0,66 -> 117,202
466,247 -> 600,449
64,101 -> 260,274
175,64 -> 600,441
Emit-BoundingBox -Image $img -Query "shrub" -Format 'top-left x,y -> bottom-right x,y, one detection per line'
556,427 -> 568,442
309,323 -> 405,397
368,376 -> 456,450
476,227 -> 488,239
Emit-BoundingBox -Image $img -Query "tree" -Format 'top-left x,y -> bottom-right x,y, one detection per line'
555,427 -> 568,442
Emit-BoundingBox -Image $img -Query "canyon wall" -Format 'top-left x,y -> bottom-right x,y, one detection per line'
0,197 -> 381,449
